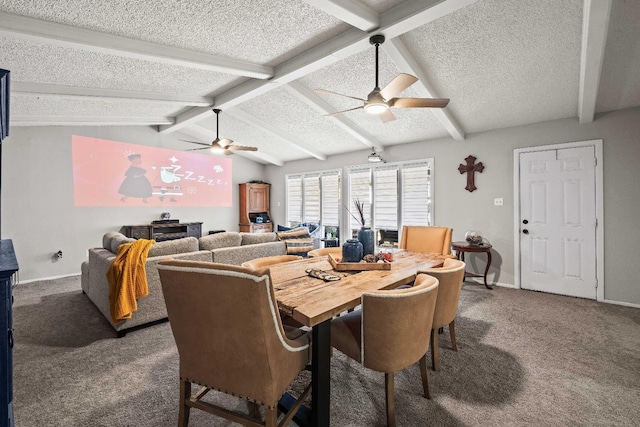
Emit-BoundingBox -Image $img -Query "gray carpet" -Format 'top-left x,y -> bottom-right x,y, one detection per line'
11,275 -> 640,426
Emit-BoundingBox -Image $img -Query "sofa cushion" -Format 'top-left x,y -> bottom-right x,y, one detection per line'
241,232 -> 277,246
277,226 -> 314,257
148,237 -> 199,257
199,232 -> 242,251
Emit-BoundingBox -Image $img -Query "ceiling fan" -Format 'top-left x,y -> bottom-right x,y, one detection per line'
314,35 -> 450,123
180,109 -> 258,155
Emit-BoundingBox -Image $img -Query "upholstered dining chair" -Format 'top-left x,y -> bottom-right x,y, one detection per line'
331,274 -> 439,427
307,247 -> 342,258
241,254 -> 302,270
157,259 -> 311,427
419,258 -> 466,371
399,226 -> 454,256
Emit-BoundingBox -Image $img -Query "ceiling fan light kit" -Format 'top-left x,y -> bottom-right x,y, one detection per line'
314,34 -> 450,123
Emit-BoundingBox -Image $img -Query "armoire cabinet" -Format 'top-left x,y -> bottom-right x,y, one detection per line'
239,183 -> 272,233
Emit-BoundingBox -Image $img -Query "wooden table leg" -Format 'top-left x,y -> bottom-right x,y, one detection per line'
483,250 -> 493,289
311,320 -> 331,427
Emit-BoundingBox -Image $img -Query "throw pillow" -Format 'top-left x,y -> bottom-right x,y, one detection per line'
277,226 -> 313,257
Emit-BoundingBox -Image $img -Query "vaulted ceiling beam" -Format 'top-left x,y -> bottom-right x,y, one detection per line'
179,125 -> 284,166
383,37 -> 465,141
302,0 -> 380,31
160,0 -> 480,133
12,82 -> 213,106
578,0 -> 612,124
224,108 -> 328,160
0,12 -> 272,79
284,81 -> 383,152
11,116 -> 173,126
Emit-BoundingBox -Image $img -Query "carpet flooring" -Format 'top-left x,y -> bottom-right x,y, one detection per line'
10,275 -> 640,426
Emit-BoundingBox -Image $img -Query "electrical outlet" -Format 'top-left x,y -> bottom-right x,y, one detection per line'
494,198 -> 504,206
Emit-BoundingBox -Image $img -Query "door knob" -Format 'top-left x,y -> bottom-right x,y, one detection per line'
522,229 -> 529,234
522,219 -> 529,224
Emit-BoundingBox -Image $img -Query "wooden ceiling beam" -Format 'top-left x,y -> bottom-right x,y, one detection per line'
578,0 -> 612,124
0,11 -> 272,79
12,82 -> 213,106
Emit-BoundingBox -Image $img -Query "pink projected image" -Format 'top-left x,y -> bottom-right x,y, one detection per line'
72,135 -> 232,207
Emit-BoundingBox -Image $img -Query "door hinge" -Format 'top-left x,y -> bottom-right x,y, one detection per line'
594,157 -> 597,166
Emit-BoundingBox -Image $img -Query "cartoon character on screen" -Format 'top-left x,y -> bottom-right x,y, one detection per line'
118,153 -> 153,203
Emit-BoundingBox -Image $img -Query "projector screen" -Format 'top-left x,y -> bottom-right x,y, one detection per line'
72,135 -> 232,207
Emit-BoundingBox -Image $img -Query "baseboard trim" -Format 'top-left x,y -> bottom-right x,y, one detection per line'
602,298 -> 640,309
17,272 -> 81,285
465,278 -> 516,289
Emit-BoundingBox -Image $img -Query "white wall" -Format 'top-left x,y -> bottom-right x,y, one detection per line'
264,107 -> 640,306
1,125 -> 265,282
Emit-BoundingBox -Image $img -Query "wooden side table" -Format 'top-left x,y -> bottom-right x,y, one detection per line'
451,241 -> 493,289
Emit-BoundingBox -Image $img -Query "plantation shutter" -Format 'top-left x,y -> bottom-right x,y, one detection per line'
303,175 -> 320,223
374,168 -> 398,230
401,163 -> 432,226
321,173 -> 340,226
286,176 -> 302,226
348,169 -> 371,230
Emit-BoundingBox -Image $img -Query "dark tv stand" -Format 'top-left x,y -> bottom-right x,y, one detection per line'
121,222 -> 202,242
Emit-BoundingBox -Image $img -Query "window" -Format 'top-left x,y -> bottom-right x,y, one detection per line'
284,160 -> 432,246
347,160 -> 433,246
286,170 -> 341,236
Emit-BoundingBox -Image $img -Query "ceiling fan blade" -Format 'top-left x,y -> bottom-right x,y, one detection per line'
314,89 -> 365,102
391,97 -> 450,108
324,106 -> 364,117
227,145 -> 258,152
180,139 -> 211,147
379,73 -> 418,101
379,109 -> 396,123
186,147 -> 212,151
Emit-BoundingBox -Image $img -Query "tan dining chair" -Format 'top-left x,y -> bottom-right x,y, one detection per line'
419,258 -> 466,371
399,226 -> 454,256
241,254 -> 302,269
331,274 -> 439,427
157,259 -> 311,427
307,247 -> 342,258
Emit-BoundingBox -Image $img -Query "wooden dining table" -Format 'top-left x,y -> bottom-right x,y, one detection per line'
269,250 -> 446,427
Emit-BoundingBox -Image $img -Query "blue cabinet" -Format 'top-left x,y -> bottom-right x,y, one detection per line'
0,240 -> 18,427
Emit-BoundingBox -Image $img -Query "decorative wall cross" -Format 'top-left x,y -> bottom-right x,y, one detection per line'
458,155 -> 484,192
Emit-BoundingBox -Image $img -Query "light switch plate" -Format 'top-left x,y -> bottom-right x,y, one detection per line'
494,198 -> 504,206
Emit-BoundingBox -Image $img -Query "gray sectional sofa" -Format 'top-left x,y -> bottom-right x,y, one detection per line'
81,231 -> 286,336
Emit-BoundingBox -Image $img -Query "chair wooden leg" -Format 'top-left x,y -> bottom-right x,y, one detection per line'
178,379 -> 191,427
385,373 -> 396,427
430,329 -> 440,371
419,355 -> 431,399
449,320 -> 457,351
264,407 -> 278,427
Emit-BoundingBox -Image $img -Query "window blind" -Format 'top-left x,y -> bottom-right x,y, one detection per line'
321,173 -> 340,226
303,175 -> 320,223
286,176 -> 302,226
401,163 -> 432,226
374,168 -> 398,230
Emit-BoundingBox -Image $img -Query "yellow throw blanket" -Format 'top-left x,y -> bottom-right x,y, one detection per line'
107,239 -> 155,323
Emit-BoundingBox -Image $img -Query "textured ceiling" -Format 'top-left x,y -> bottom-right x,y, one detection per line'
2,0 -> 639,165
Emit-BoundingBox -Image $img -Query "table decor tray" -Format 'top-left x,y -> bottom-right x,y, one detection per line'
328,253 -> 392,271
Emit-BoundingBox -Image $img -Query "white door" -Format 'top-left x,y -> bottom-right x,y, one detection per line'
519,146 -> 597,299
